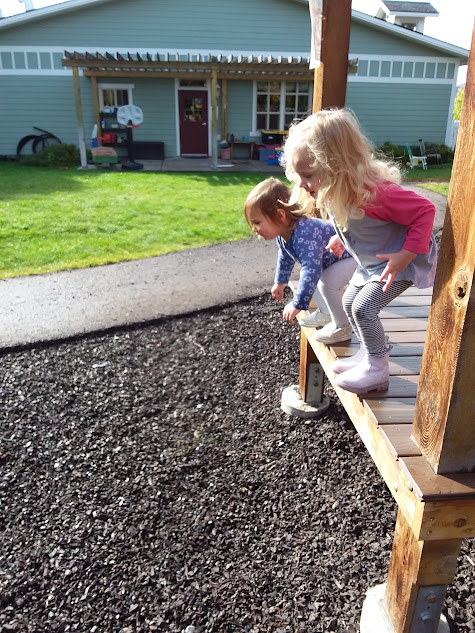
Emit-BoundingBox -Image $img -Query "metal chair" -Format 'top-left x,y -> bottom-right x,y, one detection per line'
405,144 -> 427,169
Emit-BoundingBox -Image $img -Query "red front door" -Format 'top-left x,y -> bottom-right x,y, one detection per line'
179,90 -> 209,156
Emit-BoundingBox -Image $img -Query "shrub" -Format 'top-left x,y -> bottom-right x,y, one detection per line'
20,143 -> 88,168
377,141 -> 406,163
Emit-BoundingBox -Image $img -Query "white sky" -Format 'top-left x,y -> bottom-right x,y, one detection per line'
1,0 -> 473,81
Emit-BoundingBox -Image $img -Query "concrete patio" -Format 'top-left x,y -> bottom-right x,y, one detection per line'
89,155 -> 285,173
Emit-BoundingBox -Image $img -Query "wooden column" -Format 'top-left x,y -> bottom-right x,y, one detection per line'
211,68 -> 218,169
72,67 -> 88,169
412,25 -> 475,474
91,75 -> 102,147
221,78 -> 228,141
312,0 -> 352,113
385,509 -> 462,633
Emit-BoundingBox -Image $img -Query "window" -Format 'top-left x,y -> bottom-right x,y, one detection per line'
255,81 -> 312,131
98,84 -> 134,110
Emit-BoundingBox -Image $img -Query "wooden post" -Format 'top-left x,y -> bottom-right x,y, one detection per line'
211,68 -> 218,169
412,25 -> 475,474
384,509 -> 462,633
72,67 -> 88,169
221,78 -> 228,141
91,75 -> 102,147
312,0 -> 352,113
299,332 -> 324,404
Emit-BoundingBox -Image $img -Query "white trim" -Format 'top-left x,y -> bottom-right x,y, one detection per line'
0,69 -> 68,75
348,75 -> 454,84
97,82 -> 135,109
350,54 -> 461,63
174,78 -> 211,156
0,0 -> 115,28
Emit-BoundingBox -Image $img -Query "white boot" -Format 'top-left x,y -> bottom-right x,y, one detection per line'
331,344 -> 365,374
335,349 -> 390,395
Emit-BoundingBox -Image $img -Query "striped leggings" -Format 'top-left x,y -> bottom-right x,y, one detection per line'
342,280 -> 412,357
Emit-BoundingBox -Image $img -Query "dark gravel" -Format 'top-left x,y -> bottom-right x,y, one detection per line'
1,292 -> 473,633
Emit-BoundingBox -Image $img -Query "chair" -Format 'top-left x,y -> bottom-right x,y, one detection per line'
405,144 -> 427,169
419,139 -> 442,165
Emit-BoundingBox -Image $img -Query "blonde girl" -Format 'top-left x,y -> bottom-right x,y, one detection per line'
282,109 -> 437,395
244,177 -> 356,333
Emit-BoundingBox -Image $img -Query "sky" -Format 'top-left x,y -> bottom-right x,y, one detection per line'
1,0 -> 473,80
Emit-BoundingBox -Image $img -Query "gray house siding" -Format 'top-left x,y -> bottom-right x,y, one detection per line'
0,0 -> 310,52
0,0 -> 467,157
226,81 -> 254,143
347,82 -> 453,146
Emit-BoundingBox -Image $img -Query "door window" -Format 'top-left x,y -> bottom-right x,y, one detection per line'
183,97 -> 203,122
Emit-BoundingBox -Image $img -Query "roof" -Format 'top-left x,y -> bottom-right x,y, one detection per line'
0,0 -> 468,62
381,2 -> 439,15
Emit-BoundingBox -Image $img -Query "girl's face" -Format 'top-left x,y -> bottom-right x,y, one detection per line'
248,207 -> 287,240
293,151 -> 322,197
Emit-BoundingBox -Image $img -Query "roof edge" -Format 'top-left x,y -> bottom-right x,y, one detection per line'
0,0 -> 469,62
0,0 -> 115,27
352,9 -> 469,61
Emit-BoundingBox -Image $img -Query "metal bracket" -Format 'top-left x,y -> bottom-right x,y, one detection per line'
409,585 -> 448,633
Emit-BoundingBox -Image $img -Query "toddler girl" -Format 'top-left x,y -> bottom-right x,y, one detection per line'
244,177 -> 356,339
282,109 -> 437,395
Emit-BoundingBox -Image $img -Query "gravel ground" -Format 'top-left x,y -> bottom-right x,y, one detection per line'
1,292 -> 473,633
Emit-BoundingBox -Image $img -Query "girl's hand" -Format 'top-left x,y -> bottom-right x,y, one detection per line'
325,235 -> 345,258
376,249 -> 417,292
283,303 -> 300,324
271,283 -> 285,302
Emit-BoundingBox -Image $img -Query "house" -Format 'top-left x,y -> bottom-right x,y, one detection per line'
0,0 -> 469,163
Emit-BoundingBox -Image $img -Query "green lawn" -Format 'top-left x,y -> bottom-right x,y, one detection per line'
0,164 -> 271,278
0,162 -> 451,279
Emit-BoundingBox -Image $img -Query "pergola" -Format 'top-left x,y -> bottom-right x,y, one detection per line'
62,51 -> 317,167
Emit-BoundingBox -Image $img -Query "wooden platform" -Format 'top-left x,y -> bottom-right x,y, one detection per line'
291,282 -> 475,542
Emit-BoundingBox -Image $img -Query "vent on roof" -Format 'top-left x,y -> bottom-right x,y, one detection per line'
20,0 -> 35,11
375,1 -> 439,34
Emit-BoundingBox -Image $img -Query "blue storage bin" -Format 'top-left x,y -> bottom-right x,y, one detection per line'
259,148 -> 276,161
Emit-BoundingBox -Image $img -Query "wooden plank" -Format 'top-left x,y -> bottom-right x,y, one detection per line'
388,342 -> 426,356
399,287 -> 433,296
412,27 -> 475,474
380,425 -> 422,458
364,398 -> 416,425
400,456 -> 475,501
418,499 -> 475,540
389,356 -> 422,376
385,331 -> 427,343
303,329 -> 475,539
381,317 -> 428,332
380,305 -> 430,319
385,509 -> 462,633
312,0 -> 352,111
363,374 -> 419,399
390,295 -> 433,307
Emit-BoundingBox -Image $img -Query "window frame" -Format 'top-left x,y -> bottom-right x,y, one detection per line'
252,80 -> 313,132
98,83 -> 135,110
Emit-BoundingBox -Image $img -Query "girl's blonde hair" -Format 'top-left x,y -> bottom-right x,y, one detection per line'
243,177 -> 308,230
282,108 -> 401,228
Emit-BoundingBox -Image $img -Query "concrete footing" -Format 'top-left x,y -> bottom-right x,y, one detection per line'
360,584 -> 450,633
280,385 -> 330,419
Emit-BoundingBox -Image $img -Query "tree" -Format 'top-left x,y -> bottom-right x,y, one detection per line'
453,86 -> 464,120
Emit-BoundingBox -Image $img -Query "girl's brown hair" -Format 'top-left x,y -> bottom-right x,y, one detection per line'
243,177 -> 308,230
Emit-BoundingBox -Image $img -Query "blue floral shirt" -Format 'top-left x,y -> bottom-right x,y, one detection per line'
275,218 -> 352,310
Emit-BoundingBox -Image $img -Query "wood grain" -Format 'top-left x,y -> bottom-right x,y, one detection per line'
412,27 -> 475,473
